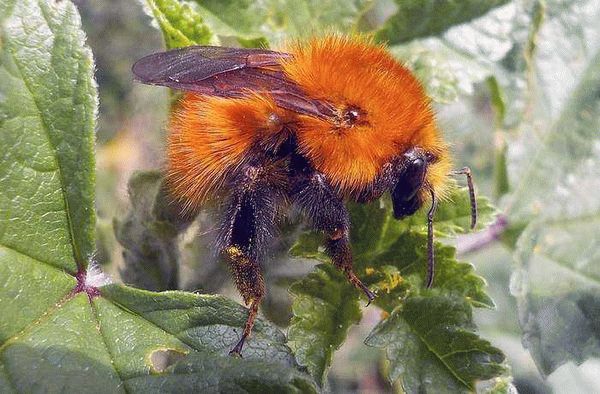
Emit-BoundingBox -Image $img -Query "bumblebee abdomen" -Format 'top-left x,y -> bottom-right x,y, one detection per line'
166,93 -> 291,212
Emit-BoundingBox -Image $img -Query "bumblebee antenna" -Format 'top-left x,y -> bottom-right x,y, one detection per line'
451,167 -> 477,230
425,186 -> 438,288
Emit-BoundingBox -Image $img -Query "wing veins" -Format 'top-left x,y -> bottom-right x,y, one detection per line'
133,46 -> 336,120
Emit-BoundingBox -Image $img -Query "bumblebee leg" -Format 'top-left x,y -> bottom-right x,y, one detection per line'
225,245 -> 264,356
219,165 -> 283,356
327,232 -> 376,304
291,172 -> 375,304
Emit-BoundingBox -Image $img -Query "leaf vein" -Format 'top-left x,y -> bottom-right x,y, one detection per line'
0,243 -> 68,272
89,300 -> 130,394
407,321 -> 472,389
0,288 -> 73,352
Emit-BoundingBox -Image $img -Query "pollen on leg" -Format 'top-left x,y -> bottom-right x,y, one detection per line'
225,246 -> 253,267
225,245 -> 244,259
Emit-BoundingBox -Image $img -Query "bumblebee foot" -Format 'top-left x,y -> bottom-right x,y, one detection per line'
228,334 -> 248,357
226,297 -> 261,357
362,285 -> 376,306
346,270 -> 376,306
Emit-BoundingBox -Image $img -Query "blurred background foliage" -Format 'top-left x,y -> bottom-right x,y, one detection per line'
77,0 -> 600,392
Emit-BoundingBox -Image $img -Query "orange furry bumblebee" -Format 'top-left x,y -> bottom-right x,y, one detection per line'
133,36 -> 476,355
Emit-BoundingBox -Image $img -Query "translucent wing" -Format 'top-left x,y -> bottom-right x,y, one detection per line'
132,46 -> 336,119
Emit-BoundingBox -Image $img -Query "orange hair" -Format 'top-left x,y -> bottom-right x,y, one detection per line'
167,35 -> 451,212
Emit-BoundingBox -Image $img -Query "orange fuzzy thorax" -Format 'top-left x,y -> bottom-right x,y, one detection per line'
167,36 -> 452,211
282,36 -> 452,198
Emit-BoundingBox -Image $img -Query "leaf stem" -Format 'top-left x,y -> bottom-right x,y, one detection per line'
456,215 -> 508,255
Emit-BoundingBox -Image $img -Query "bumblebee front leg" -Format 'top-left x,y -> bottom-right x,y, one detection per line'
219,165 -> 283,356
291,172 -> 375,303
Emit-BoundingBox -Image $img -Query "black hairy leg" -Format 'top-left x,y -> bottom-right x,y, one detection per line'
291,172 -> 375,304
218,164 -> 286,356
354,157 -> 403,203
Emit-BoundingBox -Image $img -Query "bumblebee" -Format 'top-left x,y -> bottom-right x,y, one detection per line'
133,36 -> 476,355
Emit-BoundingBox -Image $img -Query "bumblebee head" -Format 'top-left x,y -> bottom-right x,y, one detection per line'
390,147 -> 435,219
389,146 -> 477,288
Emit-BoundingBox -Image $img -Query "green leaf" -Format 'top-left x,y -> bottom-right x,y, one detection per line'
431,0 -> 540,129
393,1 -> 543,127
390,42 -> 490,103
501,0 -> 600,376
375,0 -> 509,45
114,171 -> 180,291
503,0 -> 600,224
0,0 -> 96,273
365,296 -> 507,393
1,285 -> 315,392
506,51 -> 600,225
512,286 -> 600,376
125,351 -> 317,393
352,198 -> 494,308
142,0 -> 268,47
2,294 -> 124,392
289,193 -> 499,386
292,187 -> 498,269
0,0 -> 96,346
141,0 -> 214,48
287,264 -> 362,386
291,196 -> 497,308
100,285 -> 301,366
367,231 -> 495,310
292,231 -> 494,309
0,2 -> 315,392
188,0 -> 270,45
141,0 -> 373,49
512,213 -> 600,375
259,0 -> 373,39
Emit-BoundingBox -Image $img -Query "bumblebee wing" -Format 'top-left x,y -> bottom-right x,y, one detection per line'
132,46 -> 286,84
132,46 -> 336,119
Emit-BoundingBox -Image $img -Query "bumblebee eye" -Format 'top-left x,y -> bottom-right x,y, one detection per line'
396,157 -> 426,200
391,149 -> 428,219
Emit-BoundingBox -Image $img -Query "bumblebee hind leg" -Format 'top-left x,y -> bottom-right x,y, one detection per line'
291,172 -> 375,304
218,165 -> 284,356
224,245 -> 264,356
